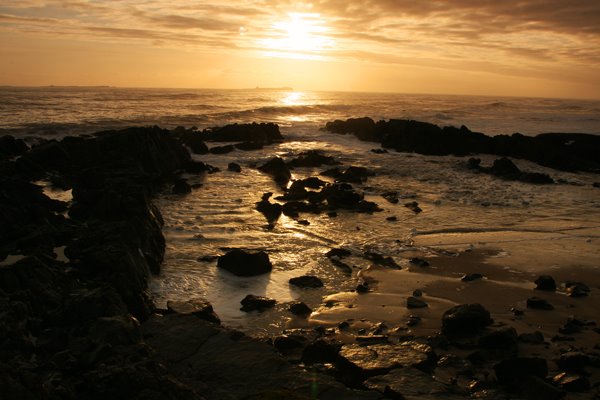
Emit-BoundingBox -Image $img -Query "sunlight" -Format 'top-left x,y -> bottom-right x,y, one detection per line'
281,91 -> 303,105
259,13 -> 334,60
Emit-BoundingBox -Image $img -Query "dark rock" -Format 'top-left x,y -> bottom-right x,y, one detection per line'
172,129 -> 208,154
330,258 -> 352,274
404,201 -> 422,213
273,335 -> 305,352
0,135 -> 28,159
535,275 -> 556,291
289,275 -> 323,288
289,301 -> 312,316
381,191 -> 399,203
257,157 -> 291,186
255,192 -> 282,227
325,248 -> 352,258
409,257 -> 430,267
478,327 -> 518,357
520,375 -> 564,400
494,357 -> 548,386
407,296 -> 428,309
287,150 -> 338,168
227,162 -> 241,172
217,249 -> 273,276
356,283 -> 369,293
209,144 -> 235,154
519,331 -> 545,344
185,160 -> 214,173
321,183 -> 363,209
363,251 -> 400,268
355,335 -> 389,344
412,289 -> 423,297
467,157 -> 482,169
441,304 -> 493,337
407,315 -> 421,327
564,281 -> 590,297
202,122 -> 283,143
197,255 -> 218,262
301,339 -> 341,364
461,273 -> 483,282
234,141 -> 264,151
327,211 -> 338,217
240,294 -> 276,312
324,117 -> 379,141
386,216 -> 397,221
297,219 -> 310,225
552,372 -> 590,392
338,321 -> 350,330
338,166 -> 373,183
527,297 -> 554,310
556,352 -> 589,372
167,298 -> 220,323
172,178 -> 192,194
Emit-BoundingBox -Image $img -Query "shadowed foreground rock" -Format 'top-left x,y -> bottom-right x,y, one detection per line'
217,249 -> 273,276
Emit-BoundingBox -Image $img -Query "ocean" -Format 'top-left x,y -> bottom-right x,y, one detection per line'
4,86 -> 600,336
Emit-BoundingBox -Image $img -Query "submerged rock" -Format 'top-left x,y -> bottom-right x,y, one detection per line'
526,297 -> 554,310
240,294 -> 277,312
217,249 -> 273,276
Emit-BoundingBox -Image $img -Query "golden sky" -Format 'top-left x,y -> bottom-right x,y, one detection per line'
1,0 -> 599,98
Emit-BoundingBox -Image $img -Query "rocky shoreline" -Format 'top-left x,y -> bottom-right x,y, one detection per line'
1,120 -> 599,399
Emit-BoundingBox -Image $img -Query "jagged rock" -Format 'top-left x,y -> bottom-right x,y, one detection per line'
172,128 -> 208,154
240,294 -> 277,312
407,296 -> 428,309
535,275 -> 556,291
227,162 -> 241,172
339,342 -> 435,373
289,275 -> 323,288
172,178 -> 192,194
289,301 -> 312,316
202,122 -> 283,143
494,357 -> 548,386
0,135 -> 28,160
217,249 -> 273,276
324,117 -> 379,141
441,304 -> 493,337
167,298 -> 220,324
527,297 -> 554,310
287,150 -> 338,168
257,157 -> 291,186
381,191 -> 399,203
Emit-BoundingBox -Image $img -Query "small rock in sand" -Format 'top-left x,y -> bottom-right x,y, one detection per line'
461,273 -> 483,282
240,294 -> 276,312
534,275 -> 556,291
289,275 -> 324,288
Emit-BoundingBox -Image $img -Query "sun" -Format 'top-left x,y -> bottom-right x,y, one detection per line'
259,13 -> 334,60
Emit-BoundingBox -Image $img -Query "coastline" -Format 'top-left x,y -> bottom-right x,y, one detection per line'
1,120 -> 599,399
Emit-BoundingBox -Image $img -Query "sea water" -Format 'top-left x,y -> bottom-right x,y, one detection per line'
2,87 -> 599,335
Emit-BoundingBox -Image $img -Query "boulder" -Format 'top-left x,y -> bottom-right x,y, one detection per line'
289,301 -> 312,316
167,298 -> 220,324
257,157 -> 291,186
534,275 -> 556,291
240,294 -> 277,312
441,303 -> 493,336
217,249 -> 272,276
289,275 -> 324,288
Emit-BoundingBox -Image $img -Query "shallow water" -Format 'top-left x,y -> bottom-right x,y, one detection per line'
149,125 -> 600,335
